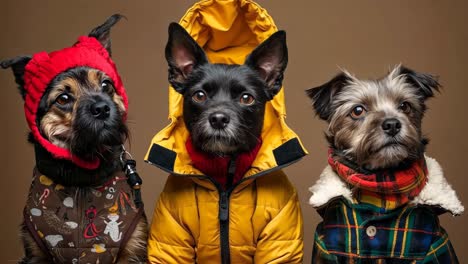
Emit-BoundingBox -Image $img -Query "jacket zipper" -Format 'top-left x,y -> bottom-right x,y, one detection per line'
146,155 -> 304,263
218,156 -> 236,264
219,190 -> 231,264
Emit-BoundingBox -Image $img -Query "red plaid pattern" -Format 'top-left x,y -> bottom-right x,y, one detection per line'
328,150 -> 428,210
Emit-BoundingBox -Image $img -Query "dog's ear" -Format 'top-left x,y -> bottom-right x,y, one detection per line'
245,31 -> 288,99
165,22 -> 208,93
397,66 -> 441,99
1,55 -> 32,99
88,14 -> 124,56
306,73 -> 350,121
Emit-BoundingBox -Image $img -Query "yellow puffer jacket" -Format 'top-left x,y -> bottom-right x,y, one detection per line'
145,0 -> 308,263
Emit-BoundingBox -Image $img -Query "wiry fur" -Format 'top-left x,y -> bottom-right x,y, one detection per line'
2,14 -> 147,263
307,65 -> 440,170
165,23 -> 288,155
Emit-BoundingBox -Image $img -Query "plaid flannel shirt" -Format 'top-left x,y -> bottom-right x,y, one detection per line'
312,197 -> 459,264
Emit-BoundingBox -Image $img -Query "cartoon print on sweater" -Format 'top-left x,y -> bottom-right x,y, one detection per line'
24,169 -> 142,262
104,212 -> 123,242
84,206 -> 100,239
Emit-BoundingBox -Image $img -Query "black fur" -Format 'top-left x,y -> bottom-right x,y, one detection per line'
34,143 -> 121,187
0,55 -> 32,98
71,95 -> 128,161
165,23 -> 288,155
244,30 -> 288,99
306,73 -> 351,121
165,23 -> 209,93
398,66 -> 441,99
88,14 -> 125,56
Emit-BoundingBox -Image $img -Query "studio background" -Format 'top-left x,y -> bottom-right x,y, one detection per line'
1,1 -> 467,263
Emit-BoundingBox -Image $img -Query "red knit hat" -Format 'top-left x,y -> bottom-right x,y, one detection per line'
23,36 -> 128,170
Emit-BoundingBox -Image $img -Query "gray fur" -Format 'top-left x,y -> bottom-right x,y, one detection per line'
307,65 -> 440,170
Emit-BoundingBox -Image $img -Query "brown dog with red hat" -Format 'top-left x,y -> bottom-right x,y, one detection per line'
1,14 -> 147,263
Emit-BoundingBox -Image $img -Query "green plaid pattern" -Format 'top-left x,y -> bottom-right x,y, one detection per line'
312,198 -> 459,264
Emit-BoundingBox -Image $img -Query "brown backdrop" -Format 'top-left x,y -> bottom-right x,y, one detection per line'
1,1 -> 467,263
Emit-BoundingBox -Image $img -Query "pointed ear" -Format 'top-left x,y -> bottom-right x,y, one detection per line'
165,22 -> 208,93
245,31 -> 288,98
306,72 -> 351,121
1,55 -> 32,99
397,65 -> 440,99
88,14 -> 124,56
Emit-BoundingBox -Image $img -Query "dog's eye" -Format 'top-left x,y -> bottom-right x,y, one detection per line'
192,91 -> 207,103
398,102 -> 411,114
240,94 -> 255,105
101,80 -> 115,94
350,105 -> 367,119
55,93 -> 73,106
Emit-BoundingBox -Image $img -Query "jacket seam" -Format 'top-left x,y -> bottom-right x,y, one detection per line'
153,240 -> 194,249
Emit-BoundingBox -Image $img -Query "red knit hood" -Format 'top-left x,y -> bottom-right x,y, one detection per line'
23,36 -> 128,170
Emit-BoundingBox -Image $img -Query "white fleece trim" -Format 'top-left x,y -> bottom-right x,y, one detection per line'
308,165 -> 353,207
308,156 -> 464,215
410,156 -> 464,216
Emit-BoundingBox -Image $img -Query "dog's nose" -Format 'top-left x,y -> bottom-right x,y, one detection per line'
209,112 -> 230,129
382,118 -> 401,136
90,101 -> 111,119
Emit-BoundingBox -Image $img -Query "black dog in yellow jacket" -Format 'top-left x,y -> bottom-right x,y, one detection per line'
146,23 -> 304,263
166,22 -> 288,157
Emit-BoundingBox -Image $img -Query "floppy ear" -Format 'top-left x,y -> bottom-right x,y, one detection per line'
0,55 -> 32,99
398,66 -> 440,99
306,73 -> 350,121
165,22 -> 208,93
245,31 -> 288,99
88,14 -> 124,56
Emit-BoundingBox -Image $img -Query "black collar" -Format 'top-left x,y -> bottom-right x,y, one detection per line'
34,143 -> 119,187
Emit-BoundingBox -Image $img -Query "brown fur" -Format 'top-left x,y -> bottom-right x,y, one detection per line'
19,224 -> 49,264
40,69 -> 125,149
116,218 -> 148,264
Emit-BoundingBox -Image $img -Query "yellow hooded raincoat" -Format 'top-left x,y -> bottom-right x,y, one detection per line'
145,1 -> 308,263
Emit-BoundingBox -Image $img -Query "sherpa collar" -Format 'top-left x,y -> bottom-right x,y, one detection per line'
309,155 -> 464,216
23,36 -> 128,170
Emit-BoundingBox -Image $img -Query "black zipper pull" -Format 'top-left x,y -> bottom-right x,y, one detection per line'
219,191 -> 229,222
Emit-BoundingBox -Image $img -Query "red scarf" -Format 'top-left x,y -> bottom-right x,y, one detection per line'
328,150 -> 427,210
186,138 -> 261,189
